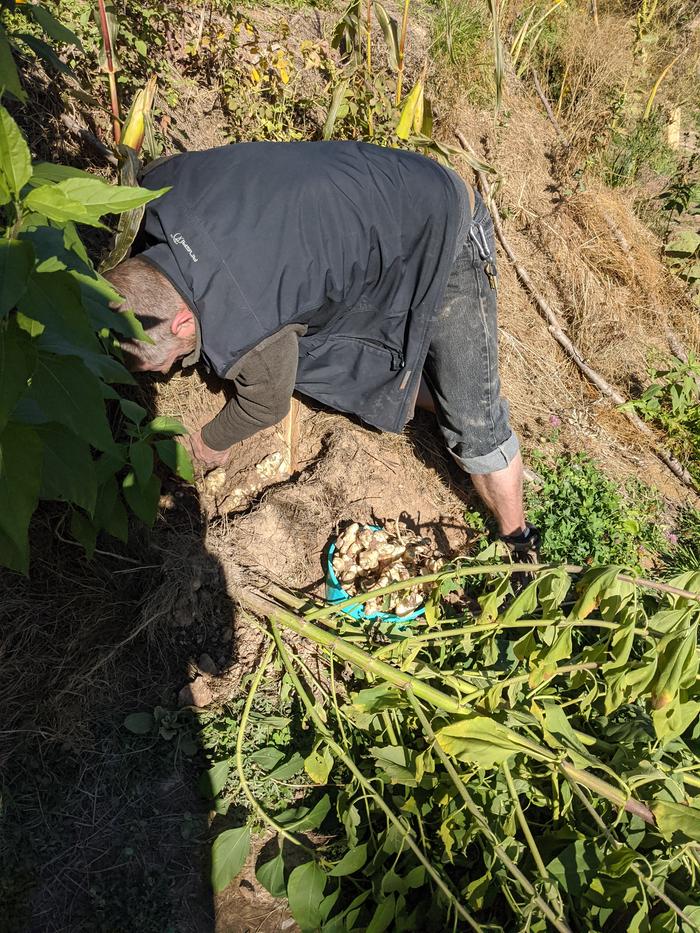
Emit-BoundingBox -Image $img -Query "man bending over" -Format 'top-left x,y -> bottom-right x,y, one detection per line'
105,141 -> 538,555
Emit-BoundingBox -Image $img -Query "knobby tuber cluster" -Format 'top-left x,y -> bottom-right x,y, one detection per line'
332,522 -> 443,616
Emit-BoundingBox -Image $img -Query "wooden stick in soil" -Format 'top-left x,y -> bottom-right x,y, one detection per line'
270,625 -> 484,933
531,69 -> 568,145
454,130 -> 698,496
239,589 -> 657,826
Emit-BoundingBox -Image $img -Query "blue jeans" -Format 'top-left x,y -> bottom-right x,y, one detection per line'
423,188 -> 520,475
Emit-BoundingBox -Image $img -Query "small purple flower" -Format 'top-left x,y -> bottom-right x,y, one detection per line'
549,414 -> 562,428
666,532 -> 678,546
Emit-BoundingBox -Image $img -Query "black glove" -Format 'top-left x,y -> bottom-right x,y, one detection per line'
500,525 -> 541,592
500,524 -> 541,564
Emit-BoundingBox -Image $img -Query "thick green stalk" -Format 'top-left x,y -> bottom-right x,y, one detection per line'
408,690 -> 572,933
306,564 -> 700,622
566,777 -> 698,930
241,590 -> 658,827
270,625 -> 484,932
235,641 -> 312,851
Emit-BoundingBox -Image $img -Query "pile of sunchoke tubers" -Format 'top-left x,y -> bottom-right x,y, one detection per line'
331,522 -> 443,617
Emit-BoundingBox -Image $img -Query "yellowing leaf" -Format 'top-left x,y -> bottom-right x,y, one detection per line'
396,81 -> 423,141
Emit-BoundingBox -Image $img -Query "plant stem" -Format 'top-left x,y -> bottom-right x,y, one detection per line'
566,777 -> 699,930
235,641 -> 312,852
407,690 -> 572,933
241,590 -> 659,829
307,564 -> 700,622
96,0 -> 121,143
396,0 -> 410,104
271,625 -> 484,932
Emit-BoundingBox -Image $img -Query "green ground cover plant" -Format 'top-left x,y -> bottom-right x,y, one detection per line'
625,356 -> 700,486
206,562 -> 700,931
526,452 -> 666,568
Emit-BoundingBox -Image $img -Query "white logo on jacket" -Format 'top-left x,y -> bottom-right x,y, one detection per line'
170,232 -> 199,263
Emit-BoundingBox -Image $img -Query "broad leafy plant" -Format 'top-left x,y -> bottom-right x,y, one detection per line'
206,562 -> 700,931
0,104 -> 192,573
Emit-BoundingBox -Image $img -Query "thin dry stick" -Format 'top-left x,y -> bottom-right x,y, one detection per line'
532,69 -> 568,145
454,130 -> 698,496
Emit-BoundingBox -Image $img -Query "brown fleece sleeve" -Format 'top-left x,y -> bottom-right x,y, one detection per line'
200,327 -> 301,451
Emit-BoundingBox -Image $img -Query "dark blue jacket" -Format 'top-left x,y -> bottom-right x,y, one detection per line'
137,141 -> 463,432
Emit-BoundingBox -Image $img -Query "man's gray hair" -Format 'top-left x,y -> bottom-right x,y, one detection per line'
103,257 -> 190,369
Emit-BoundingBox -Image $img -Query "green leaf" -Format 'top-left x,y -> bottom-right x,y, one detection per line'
0,239 -> 34,317
199,760 -> 230,799
248,746 -> 286,772
305,745 -> 333,784
24,179 -> 170,228
374,3 -> 399,69
26,353 -> 115,452
0,104 -> 31,196
256,851 -> 286,899
654,800 -> 700,843
15,33 -> 74,77
0,30 -> 27,103
436,715 -> 554,768
211,826 -> 251,893
146,415 -> 187,436
30,163 -> 93,186
129,440 -> 154,487
570,567 -> 624,620
0,421 -> 42,573
155,438 -> 194,483
287,861 -> 327,932
266,751 -> 304,781
546,840 -> 599,898
18,270 -> 100,356
123,711 -> 154,734
37,422 -> 96,513
0,317 -> 36,431
279,794 -> 330,832
329,844 -> 368,877
602,846 -> 640,877
29,5 -> 83,49
69,508 -> 97,557
366,894 -> 396,933
370,745 -> 418,786
122,470 -> 160,526
94,476 -> 129,543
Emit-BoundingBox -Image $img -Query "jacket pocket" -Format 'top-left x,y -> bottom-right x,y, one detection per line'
296,332 -> 406,424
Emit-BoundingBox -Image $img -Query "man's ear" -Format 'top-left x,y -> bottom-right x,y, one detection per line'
171,305 -> 196,340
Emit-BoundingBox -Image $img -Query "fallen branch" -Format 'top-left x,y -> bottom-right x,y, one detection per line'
455,130 -> 697,495
531,69 -> 568,146
59,113 -> 117,166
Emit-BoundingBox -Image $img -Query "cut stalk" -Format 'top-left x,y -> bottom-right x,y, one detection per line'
408,691 -> 572,933
271,625 -> 484,932
240,590 -> 660,827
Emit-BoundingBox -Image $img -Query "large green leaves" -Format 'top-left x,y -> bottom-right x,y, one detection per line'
25,354 -> 115,452
210,826 -> 251,893
0,317 -> 36,431
436,715 -> 555,768
0,28 -> 26,104
0,104 -> 31,196
0,421 -> 42,573
654,800 -> 700,844
37,423 -> 97,514
24,177 -> 169,227
0,239 -> 33,316
287,861 -> 327,932
28,5 -> 83,50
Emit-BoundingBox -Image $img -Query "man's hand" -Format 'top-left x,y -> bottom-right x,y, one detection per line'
183,429 -> 232,472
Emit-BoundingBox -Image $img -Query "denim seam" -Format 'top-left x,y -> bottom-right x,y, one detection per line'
472,234 -> 498,453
